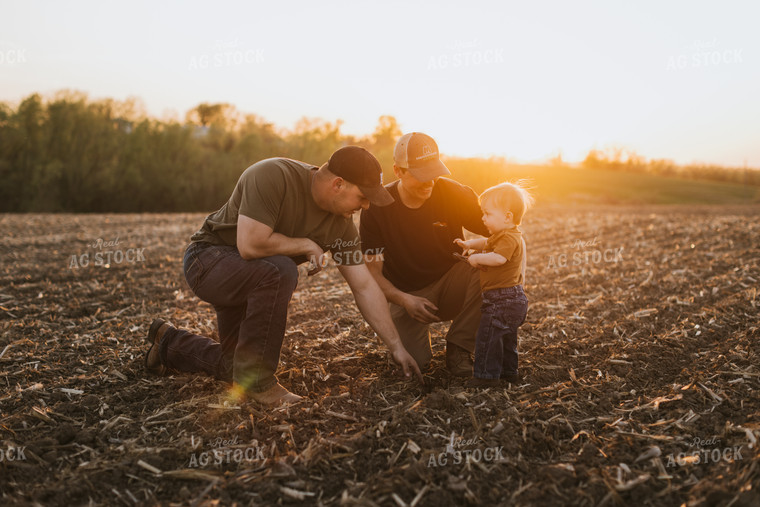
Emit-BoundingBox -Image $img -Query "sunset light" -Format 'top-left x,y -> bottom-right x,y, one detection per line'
1,0 -> 758,167
2,2 -> 759,506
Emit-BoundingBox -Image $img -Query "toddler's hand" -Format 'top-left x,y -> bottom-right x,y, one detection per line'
454,238 -> 469,251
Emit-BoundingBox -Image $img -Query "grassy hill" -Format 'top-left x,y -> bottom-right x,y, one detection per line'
442,160 -> 760,205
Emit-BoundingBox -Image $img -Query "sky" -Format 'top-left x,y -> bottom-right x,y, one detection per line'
1,0 -> 758,167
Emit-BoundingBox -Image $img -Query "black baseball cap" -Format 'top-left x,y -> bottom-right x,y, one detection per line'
327,146 -> 394,206
393,132 -> 451,182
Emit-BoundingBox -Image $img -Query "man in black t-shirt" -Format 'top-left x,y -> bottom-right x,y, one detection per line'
360,133 -> 489,376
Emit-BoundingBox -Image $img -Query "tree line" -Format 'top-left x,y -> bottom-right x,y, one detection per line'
0,91 -> 401,212
581,148 -> 760,186
1,91 -> 756,212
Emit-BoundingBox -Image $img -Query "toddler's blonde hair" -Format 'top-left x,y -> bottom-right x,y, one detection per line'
479,180 -> 534,226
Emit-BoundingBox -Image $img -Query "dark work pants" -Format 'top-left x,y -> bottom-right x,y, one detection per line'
388,261 -> 482,369
159,242 -> 298,393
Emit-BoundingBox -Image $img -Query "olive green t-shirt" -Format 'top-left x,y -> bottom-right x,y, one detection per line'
479,227 -> 524,292
190,158 -> 363,265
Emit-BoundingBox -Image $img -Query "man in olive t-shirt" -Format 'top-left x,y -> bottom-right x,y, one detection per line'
144,146 -> 423,406
190,157 -> 366,266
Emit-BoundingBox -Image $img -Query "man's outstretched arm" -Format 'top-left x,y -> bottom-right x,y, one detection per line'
337,262 -> 424,384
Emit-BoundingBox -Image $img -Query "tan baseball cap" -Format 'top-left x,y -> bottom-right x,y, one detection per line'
393,132 -> 451,182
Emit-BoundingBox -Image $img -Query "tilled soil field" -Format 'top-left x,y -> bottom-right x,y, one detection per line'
1,205 -> 759,506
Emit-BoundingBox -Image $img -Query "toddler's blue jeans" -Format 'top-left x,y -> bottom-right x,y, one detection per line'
473,285 -> 528,379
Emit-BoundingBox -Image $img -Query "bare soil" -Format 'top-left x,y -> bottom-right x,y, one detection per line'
1,205 -> 759,506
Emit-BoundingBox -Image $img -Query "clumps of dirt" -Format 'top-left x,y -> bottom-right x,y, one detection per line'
1,206 -> 759,505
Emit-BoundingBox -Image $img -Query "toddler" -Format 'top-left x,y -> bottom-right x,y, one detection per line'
454,181 -> 533,387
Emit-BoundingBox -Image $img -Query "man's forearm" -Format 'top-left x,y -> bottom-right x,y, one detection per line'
365,257 -> 410,306
243,233 -> 312,259
352,280 -> 405,351
369,270 -> 409,307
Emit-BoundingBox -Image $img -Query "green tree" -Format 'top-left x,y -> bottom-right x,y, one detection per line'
0,94 -> 47,210
369,115 -> 402,183
285,117 -> 344,165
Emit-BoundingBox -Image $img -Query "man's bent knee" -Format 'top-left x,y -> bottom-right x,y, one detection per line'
262,255 -> 299,291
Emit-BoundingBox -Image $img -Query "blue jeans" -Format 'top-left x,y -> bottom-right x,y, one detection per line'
473,286 -> 528,380
159,242 -> 299,393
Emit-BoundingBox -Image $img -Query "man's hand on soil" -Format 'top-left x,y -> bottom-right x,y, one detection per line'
391,347 -> 425,384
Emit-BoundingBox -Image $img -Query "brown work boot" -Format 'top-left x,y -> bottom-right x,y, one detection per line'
445,343 -> 473,377
244,383 -> 303,406
144,318 -> 175,375
466,377 -> 501,388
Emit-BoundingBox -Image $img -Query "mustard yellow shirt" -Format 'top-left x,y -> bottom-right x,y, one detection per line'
479,227 -> 524,292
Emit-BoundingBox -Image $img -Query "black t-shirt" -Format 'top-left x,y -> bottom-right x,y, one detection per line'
360,178 -> 489,292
